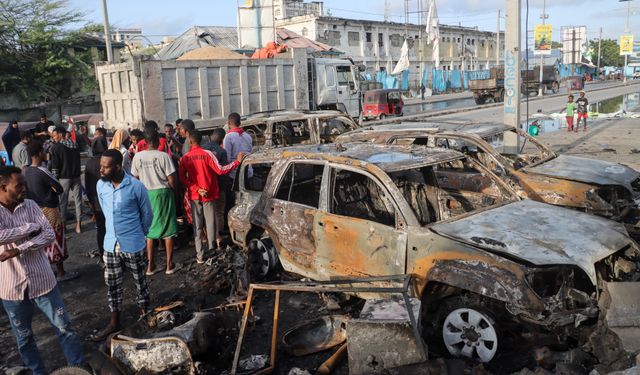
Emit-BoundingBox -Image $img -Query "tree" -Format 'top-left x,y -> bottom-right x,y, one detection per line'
0,0 -> 92,102
589,39 -> 624,67
550,41 -> 563,49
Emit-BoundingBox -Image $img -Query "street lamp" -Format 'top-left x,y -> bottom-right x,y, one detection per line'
620,0 -> 633,84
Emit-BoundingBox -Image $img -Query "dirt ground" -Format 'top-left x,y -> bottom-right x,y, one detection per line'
1,115 -> 639,374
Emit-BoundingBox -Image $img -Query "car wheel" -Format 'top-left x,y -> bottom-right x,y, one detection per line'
425,295 -> 502,363
247,237 -> 279,280
442,307 -> 498,362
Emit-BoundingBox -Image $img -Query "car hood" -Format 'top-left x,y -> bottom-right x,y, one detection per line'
526,155 -> 640,192
431,200 -> 632,284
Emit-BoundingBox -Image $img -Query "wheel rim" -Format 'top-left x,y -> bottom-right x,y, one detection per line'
250,239 -> 271,277
442,308 -> 498,362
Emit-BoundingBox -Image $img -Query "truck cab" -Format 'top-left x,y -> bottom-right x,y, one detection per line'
310,58 -> 361,118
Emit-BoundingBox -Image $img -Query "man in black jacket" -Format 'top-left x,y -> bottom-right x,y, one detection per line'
50,127 -> 82,234
85,141 -> 106,261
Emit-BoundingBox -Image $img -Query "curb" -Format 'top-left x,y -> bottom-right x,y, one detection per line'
368,81 -> 640,125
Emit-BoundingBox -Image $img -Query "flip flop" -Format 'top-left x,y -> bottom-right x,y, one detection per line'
145,268 -> 161,276
57,271 -> 79,282
90,324 -> 121,342
165,263 -> 183,275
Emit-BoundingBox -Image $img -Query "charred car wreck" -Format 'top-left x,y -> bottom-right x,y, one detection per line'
335,122 -> 640,227
228,143 -> 640,363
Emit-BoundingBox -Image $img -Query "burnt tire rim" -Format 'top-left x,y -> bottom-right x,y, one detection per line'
442,308 -> 498,362
249,238 -> 272,277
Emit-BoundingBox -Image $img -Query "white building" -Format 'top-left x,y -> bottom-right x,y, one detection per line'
112,28 -> 143,50
273,0 -> 323,20
276,14 -> 505,89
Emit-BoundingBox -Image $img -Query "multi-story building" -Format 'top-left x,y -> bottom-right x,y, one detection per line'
276,14 -> 505,89
112,28 -> 143,50
273,0 -> 323,20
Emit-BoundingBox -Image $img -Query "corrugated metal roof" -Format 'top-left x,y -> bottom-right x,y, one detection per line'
155,26 -> 239,60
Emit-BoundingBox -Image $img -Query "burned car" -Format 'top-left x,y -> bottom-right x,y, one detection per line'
335,122 -> 640,225
238,110 -> 358,150
228,143 -> 640,363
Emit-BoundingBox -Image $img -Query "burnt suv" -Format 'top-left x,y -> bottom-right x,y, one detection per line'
228,143 -> 640,363
336,122 -> 640,226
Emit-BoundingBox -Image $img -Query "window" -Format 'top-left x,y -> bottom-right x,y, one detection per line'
325,65 -> 336,86
390,167 -> 439,225
301,27 -> 308,37
390,34 -> 403,47
330,169 -> 395,226
244,163 -> 273,192
471,39 -> 475,45
378,33 -> 384,47
457,37 -> 461,43
272,120 -> 311,146
319,118 -> 355,143
275,163 -> 324,208
366,32 -> 372,42
348,31 -> 360,47
336,65 -> 354,88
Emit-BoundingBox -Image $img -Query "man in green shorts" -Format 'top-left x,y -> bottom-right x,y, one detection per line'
131,130 -> 181,275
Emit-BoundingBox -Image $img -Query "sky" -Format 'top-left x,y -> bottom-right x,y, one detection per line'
68,0 -> 639,44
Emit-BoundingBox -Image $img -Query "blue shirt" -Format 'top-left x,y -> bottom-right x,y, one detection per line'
97,174 -> 153,253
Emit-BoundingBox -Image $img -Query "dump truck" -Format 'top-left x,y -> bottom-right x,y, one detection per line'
95,48 -> 361,129
468,67 -> 505,105
469,66 -> 560,105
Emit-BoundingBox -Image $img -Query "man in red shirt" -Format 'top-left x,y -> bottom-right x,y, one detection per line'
136,121 -> 171,155
179,129 -> 245,263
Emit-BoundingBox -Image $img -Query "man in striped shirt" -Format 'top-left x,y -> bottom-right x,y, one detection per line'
0,166 -> 85,374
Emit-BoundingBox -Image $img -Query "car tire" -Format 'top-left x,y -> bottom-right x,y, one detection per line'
247,237 -> 279,280
425,295 -> 502,363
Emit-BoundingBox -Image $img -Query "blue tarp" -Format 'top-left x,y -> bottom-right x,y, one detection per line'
555,61 -> 597,79
401,70 -> 409,90
431,69 -> 447,93
375,70 -> 400,89
422,69 -> 429,88
468,70 -> 491,80
449,70 -> 463,89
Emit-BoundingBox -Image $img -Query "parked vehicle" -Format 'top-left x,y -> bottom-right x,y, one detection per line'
228,142 -> 640,363
335,122 -> 640,226
237,110 -> 358,150
522,65 -> 560,94
63,113 -> 103,136
95,49 -> 361,129
362,89 -> 404,120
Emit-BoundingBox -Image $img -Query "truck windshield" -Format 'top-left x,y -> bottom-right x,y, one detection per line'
336,66 -> 354,87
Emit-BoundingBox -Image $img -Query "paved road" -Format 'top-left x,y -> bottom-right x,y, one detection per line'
434,82 -> 640,122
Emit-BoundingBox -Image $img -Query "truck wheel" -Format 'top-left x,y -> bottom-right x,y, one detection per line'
496,90 -> 504,103
425,295 -> 502,363
247,237 -> 279,280
474,97 -> 486,105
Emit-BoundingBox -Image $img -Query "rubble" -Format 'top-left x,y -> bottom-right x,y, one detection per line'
281,315 -> 348,356
238,354 -> 269,371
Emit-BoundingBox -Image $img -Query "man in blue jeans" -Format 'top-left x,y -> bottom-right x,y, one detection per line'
0,166 -> 85,374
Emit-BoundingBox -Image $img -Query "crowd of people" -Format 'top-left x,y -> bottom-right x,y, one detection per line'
0,112 -> 252,374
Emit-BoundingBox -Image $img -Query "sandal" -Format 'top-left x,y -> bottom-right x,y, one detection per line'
145,268 -> 161,276
90,324 -> 121,342
165,263 -> 183,275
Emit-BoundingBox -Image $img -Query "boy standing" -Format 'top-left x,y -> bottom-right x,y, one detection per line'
575,91 -> 589,132
566,95 -> 576,132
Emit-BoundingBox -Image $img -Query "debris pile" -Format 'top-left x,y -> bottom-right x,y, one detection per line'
198,246 -> 249,301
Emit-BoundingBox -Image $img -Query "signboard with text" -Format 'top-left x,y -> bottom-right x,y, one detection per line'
534,24 -> 552,55
620,35 -> 634,56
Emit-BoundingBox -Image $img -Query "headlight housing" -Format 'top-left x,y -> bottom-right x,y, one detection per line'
526,266 -> 595,309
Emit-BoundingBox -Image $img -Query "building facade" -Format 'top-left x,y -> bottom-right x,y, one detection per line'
112,28 -> 143,50
273,0 -> 324,20
276,14 -> 505,89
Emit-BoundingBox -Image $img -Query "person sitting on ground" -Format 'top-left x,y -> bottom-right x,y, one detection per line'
0,165 -> 85,374
131,130 -> 180,275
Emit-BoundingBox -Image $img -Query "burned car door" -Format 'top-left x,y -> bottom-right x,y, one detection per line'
263,161 -> 326,276
314,166 -> 407,277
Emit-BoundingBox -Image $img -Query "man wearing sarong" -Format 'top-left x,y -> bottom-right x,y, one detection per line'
131,130 -> 180,275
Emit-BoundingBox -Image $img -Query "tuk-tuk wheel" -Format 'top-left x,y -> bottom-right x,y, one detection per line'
378,113 -> 386,120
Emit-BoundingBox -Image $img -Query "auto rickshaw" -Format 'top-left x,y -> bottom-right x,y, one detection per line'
362,89 -> 404,120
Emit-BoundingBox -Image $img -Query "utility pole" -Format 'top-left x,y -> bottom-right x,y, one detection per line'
622,0 -> 632,84
503,0 -> 521,153
384,0 -> 391,22
538,0 -> 548,96
571,28 -> 576,77
101,0 -> 113,63
496,9 -> 500,66
597,27 -> 602,72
